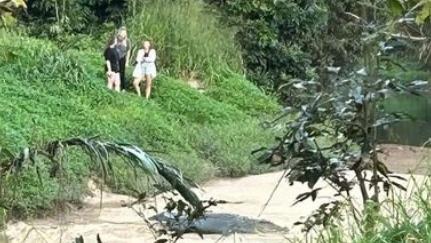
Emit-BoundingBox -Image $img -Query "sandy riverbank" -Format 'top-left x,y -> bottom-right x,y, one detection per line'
1,144 -> 430,243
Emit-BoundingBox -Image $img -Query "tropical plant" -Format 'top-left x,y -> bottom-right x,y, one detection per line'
206,0 -> 325,92
385,0 -> 431,63
258,0 -> 430,235
0,137 -> 203,218
0,137 -> 240,242
203,0 -> 377,104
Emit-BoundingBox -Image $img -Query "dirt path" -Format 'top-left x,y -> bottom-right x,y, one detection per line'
379,144 -> 430,174
1,145 -> 429,243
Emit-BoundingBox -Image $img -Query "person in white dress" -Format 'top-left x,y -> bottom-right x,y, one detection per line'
133,40 -> 157,99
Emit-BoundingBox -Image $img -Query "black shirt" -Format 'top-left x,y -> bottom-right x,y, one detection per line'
116,39 -> 131,60
104,47 -> 120,72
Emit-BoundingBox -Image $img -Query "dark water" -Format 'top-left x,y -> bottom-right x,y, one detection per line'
378,93 -> 431,146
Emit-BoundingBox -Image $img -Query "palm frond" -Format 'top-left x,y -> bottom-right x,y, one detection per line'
0,137 -> 203,210
104,142 -> 160,178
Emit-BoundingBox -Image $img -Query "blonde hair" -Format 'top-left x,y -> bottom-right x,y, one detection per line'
142,40 -> 151,47
118,26 -> 127,33
117,26 -> 127,40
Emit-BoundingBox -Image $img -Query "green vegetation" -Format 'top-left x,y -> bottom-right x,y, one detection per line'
2,0 -> 431,242
2,138 -> 207,226
307,165 -> 431,243
128,0 -> 241,79
204,0 -> 368,97
0,28 -> 278,219
0,0 -> 281,222
257,0 -> 431,242
382,65 -> 431,83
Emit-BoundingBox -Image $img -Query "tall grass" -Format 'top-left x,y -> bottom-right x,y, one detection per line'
356,178 -> 431,243
127,0 -> 241,79
294,153 -> 431,243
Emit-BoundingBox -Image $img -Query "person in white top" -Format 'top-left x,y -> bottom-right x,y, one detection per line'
133,40 -> 157,99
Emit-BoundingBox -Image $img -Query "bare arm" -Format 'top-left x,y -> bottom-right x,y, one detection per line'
126,49 -> 131,67
136,49 -> 143,63
106,60 -> 112,74
126,39 -> 132,67
143,49 -> 156,63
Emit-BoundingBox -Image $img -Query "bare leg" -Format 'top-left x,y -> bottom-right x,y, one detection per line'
107,75 -> 114,90
114,73 -> 120,92
133,77 -> 142,96
145,75 -> 153,99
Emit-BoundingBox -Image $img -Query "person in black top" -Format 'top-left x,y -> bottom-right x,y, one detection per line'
116,27 -> 132,91
104,36 -> 121,92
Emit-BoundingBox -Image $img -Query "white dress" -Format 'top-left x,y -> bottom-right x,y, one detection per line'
133,49 -> 157,78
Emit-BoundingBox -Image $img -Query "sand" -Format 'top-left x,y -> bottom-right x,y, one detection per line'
1,144 -> 429,243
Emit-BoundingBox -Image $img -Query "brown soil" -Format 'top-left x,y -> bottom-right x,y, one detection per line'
380,144 -> 430,174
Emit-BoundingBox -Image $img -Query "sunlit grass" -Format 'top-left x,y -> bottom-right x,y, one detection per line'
127,0 -> 241,80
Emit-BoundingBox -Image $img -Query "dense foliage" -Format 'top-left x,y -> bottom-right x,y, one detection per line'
258,0 -> 431,236
21,0 -> 125,35
5,0 -> 369,98
206,0 -> 324,92
11,0 -> 431,97
0,0 -> 283,221
202,1 -> 374,102
127,0 -> 241,79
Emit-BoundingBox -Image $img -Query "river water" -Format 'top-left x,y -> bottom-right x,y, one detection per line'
378,92 -> 431,146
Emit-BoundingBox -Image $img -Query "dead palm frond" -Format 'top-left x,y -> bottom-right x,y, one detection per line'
0,137 -> 203,210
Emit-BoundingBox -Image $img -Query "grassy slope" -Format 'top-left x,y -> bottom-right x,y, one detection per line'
0,30 -> 279,218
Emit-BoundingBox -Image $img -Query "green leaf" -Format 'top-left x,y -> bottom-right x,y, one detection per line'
293,188 -> 322,205
387,0 -> 404,16
416,1 -> 431,24
391,181 -> 407,191
388,174 -> 407,181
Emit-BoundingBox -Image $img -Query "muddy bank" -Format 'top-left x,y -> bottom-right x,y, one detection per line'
3,173 -> 428,243
380,144 -> 430,174
1,144 -> 429,243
